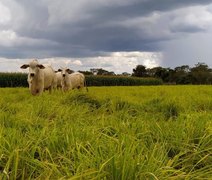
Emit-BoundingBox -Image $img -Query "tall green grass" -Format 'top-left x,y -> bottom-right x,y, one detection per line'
0,86 -> 211,179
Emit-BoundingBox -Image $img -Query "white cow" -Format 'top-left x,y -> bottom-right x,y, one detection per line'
58,68 -> 88,92
54,72 -> 62,89
20,59 -> 56,95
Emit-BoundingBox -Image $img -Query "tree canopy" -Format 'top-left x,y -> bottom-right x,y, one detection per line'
77,62 -> 212,85
132,62 -> 212,84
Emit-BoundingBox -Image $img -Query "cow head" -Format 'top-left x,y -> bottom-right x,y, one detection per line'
20,59 -> 45,78
58,68 -> 74,77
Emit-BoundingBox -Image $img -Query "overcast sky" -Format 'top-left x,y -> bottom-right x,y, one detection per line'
0,0 -> 212,74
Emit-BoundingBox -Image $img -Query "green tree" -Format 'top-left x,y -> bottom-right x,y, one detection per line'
78,70 -> 93,75
150,67 -> 174,83
173,65 -> 191,84
96,68 -> 115,75
132,65 -> 147,77
190,62 -> 212,84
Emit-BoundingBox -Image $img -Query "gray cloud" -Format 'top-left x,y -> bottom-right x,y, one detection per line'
0,0 -> 212,71
161,32 -> 212,68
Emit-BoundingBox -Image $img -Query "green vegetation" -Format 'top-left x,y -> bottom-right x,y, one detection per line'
132,63 -> 212,84
0,73 -> 162,87
86,75 -> 162,86
0,86 -> 212,179
0,73 -> 28,87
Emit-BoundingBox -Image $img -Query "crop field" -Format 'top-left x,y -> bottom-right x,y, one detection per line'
0,86 -> 212,179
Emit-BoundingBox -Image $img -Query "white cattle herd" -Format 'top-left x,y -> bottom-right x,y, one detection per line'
20,59 -> 88,95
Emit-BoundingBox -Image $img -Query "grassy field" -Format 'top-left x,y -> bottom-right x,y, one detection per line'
0,86 -> 211,179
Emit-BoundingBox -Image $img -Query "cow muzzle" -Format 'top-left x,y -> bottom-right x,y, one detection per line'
30,73 -> 35,77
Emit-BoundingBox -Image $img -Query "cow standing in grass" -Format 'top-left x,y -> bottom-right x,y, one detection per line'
54,72 -> 62,90
58,68 -> 88,92
20,59 -> 56,95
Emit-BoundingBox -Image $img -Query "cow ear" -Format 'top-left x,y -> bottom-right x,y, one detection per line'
37,64 -> 45,69
20,64 -> 29,69
67,69 -> 74,74
58,69 -> 62,72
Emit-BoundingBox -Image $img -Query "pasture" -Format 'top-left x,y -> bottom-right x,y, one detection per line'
0,86 -> 211,179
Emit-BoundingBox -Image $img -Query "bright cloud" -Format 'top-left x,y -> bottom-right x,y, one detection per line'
170,5 -> 212,32
0,51 -> 161,74
0,2 -> 11,25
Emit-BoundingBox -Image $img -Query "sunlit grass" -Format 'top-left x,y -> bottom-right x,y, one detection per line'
0,86 -> 211,179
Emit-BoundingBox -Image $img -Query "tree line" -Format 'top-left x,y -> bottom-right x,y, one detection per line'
81,62 -> 212,84
132,62 -> 212,84
0,62 -> 211,86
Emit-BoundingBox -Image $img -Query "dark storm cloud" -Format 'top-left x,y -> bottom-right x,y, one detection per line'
1,0 -> 211,58
89,0 -> 212,20
170,24 -> 206,33
0,0 -> 212,72
160,33 -> 212,68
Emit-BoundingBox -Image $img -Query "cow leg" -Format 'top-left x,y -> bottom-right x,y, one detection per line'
49,86 -> 53,94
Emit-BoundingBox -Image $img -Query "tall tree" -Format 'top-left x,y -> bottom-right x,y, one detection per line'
92,68 -> 116,76
78,71 -> 93,75
152,67 -> 174,82
173,65 -> 191,84
132,65 -> 147,77
190,62 -> 212,84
